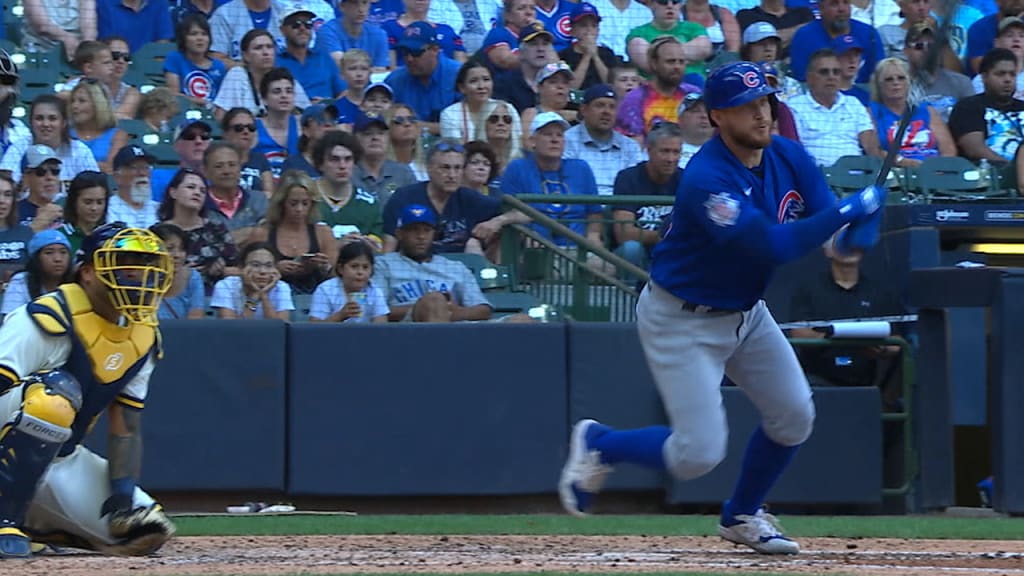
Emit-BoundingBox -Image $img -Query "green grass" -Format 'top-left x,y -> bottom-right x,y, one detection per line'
171,513 -> 1024,540
178,574 -> 823,576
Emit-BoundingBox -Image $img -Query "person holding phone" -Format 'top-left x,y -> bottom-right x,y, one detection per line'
308,241 -> 389,323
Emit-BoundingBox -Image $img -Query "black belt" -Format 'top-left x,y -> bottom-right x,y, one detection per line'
679,300 -> 738,314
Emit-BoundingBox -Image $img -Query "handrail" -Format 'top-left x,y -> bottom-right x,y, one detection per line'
510,223 -> 641,295
512,194 -> 674,205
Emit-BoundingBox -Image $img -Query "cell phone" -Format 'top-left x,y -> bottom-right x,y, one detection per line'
300,253 -> 316,261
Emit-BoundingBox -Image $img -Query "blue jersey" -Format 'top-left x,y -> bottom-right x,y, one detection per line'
163,51 -> 227,101
650,135 -> 836,311
535,0 -> 575,52
254,117 -> 300,177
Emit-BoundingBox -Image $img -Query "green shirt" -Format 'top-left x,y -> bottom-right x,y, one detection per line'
318,186 -> 384,239
626,21 -> 709,77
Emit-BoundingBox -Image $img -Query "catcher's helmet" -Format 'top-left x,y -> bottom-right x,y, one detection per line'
79,222 -> 172,326
704,61 -> 778,111
0,50 -> 17,81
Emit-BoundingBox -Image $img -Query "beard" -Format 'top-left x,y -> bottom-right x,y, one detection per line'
827,17 -> 850,33
729,126 -> 772,150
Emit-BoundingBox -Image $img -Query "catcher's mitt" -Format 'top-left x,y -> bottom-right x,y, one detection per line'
101,501 -> 176,556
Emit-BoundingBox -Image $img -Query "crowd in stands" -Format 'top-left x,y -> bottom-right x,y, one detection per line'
0,0 -> 1013,340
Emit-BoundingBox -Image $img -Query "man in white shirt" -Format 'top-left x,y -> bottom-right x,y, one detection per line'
589,0 -> 653,60
106,146 -> 160,229
786,48 -> 883,167
676,91 -> 714,168
564,84 -> 644,196
209,0 -> 334,61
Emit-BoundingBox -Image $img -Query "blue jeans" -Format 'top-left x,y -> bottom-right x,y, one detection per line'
615,240 -> 648,284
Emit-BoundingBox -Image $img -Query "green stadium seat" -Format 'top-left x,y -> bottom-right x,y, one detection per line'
133,42 -> 176,85
117,118 -> 156,140
476,264 -> 512,291
917,156 -> 1010,201
485,291 -> 542,314
826,155 -> 900,195
441,252 -> 491,276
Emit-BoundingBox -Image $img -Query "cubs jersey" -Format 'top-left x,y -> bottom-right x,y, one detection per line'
535,0 -> 576,52
649,135 -> 836,311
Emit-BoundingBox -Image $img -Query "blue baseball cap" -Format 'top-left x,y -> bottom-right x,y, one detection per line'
831,34 -> 864,54
354,111 -> 389,132
397,204 -> 437,228
519,21 -> 553,43
397,21 -> 440,53
571,2 -> 601,22
300,102 -> 339,126
582,83 -> 615,104
28,230 -> 71,258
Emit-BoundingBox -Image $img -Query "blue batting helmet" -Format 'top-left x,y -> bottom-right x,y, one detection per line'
704,61 -> 778,111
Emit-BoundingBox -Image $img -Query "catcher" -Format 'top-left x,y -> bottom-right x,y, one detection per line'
0,222 -> 176,558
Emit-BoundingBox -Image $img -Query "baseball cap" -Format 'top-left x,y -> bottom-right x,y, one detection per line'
362,81 -> 394,99
742,22 -> 780,45
519,21 -> 554,43
354,111 -> 389,132
113,145 -> 155,170
530,111 -> 570,135
397,21 -> 440,53
535,60 -> 573,84
905,21 -> 935,42
582,83 -> 615,104
173,118 -> 212,141
21,144 -> 61,170
999,16 -> 1024,33
397,204 -> 437,228
279,1 -> 316,22
0,49 -> 17,80
831,33 -> 864,54
300,102 -> 339,126
680,90 -> 704,112
28,230 -> 71,259
571,2 -> 601,23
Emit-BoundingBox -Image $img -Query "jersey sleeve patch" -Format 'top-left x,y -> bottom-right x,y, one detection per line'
704,192 -> 741,227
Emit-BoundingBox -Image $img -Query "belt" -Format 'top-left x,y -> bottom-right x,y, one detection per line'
679,300 -> 738,314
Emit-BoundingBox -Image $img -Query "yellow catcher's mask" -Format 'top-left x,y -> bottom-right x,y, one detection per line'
91,226 -> 173,326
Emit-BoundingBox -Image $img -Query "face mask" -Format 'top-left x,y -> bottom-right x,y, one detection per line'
129,177 -> 151,204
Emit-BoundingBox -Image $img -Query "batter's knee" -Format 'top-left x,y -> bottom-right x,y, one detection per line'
21,370 -> 82,428
663,430 -> 728,481
763,398 -> 815,447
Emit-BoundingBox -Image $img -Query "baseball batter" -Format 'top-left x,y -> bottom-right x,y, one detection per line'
559,61 -> 885,554
0,223 -> 175,558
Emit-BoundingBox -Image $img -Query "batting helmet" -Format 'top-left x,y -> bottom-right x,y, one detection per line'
704,61 -> 778,111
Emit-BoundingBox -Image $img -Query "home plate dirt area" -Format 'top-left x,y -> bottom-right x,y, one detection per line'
11,535 -> 1024,575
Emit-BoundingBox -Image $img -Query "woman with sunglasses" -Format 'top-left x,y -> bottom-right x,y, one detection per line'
382,0 -> 467,68
253,67 -> 302,177
869,57 -> 955,168
22,0 -> 96,62
387,104 -> 429,181
165,14 -> 227,108
481,100 -> 523,174
57,170 -> 109,255
221,107 -> 274,197
441,60 -> 521,142
0,95 -> 99,183
103,37 -> 142,120
213,29 -> 312,122
625,0 -> 711,77
68,80 -> 128,174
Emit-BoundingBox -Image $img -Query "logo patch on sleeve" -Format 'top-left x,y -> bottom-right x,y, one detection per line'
704,193 -> 740,227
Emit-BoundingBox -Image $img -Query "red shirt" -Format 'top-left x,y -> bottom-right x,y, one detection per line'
210,188 -> 242,219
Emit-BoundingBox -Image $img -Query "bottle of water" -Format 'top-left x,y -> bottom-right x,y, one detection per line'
979,158 -> 992,190
420,125 -> 432,153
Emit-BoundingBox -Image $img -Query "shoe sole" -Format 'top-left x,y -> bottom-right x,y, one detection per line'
718,525 -> 800,555
558,418 -> 598,518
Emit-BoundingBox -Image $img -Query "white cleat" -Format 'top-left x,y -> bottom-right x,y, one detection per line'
558,419 -> 613,517
718,508 -> 800,555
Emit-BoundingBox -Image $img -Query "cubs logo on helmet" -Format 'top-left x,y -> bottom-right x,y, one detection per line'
705,61 -> 779,111
777,190 -> 805,223
184,71 -> 211,100
742,71 -> 760,88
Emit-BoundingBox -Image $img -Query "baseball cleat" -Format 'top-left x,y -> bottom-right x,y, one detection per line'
0,526 -> 32,558
719,508 -> 800,555
559,418 -> 613,517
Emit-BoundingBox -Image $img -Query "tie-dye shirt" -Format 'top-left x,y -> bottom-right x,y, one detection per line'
615,81 -> 701,138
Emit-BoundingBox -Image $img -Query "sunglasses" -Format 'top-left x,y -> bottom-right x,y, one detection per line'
230,123 -> 257,133
435,142 -> 465,153
405,48 -> 426,58
815,67 -> 842,76
32,167 -> 60,177
289,19 -> 314,29
391,115 -> 416,125
908,41 -> 931,50
487,114 -> 513,124
653,0 -> 683,5
111,51 -> 132,63
181,131 -> 212,141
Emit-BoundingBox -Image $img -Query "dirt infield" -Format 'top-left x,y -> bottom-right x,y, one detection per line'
10,535 -> 1024,575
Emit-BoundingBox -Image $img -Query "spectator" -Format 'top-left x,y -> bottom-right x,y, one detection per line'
157,167 -> 239,288
102,37 -> 142,120
373,203 -> 493,322
282,103 -> 339,177
383,139 -> 505,255
564,83 -> 643,196
275,6 -> 346,102
311,130 -> 385,248
209,0 -> 333,62
309,240 -> 389,323
616,37 -> 701,139
967,0 -> 1024,74
589,0 -> 652,62
96,0 -> 173,53
57,170 -> 108,254
319,0 -> 391,70
108,145 -> 159,228
0,173 -> 33,285
625,0 -> 711,77
384,21 -> 462,129
171,0 -> 231,24
949,48 -> 1024,194
788,49 -> 882,166
221,107 -> 275,198
427,0 -> 502,55
387,104 -> 429,180
481,100 -> 524,174
877,0 -> 931,55
904,22 -> 974,122
249,170 -> 338,294
151,222 -> 207,320
535,0 -> 577,53
480,0 -> 537,73
335,50 -> 374,126
68,80 -> 127,174
441,61 -> 518,142
870,57 -> 956,166
353,112 -> 417,206
741,23 -> 803,101
22,0 -> 97,61
138,87 -> 179,135
383,0 -> 467,65
559,2 -> 620,91
0,95 -> 98,183
849,0 -> 901,28
681,0 -> 741,56
203,142 -> 268,243
361,81 -> 396,115
164,14 -> 228,107
501,112 -> 603,246
211,241 -> 294,319
0,230 -> 72,320
521,61 -> 576,142
611,120 -> 680,273
253,67 -> 301,176
213,29 -> 313,120
676,92 -> 714,167
609,62 -> 641,101
973,16 -> 1024,98
789,0 -> 885,83
16,146 -> 64,232
462,140 -> 501,195
832,34 -> 871,105
759,63 -> 801,141
943,0 -> 985,64
366,0 -> 405,24
173,118 -> 213,174
736,0 -> 813,56
492,22 -> 557,113
0,51 -> 30,161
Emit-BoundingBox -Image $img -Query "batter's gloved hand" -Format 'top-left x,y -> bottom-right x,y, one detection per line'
838,209 -> 884,253
101,496 -> 175,556
838,185 -> 886,221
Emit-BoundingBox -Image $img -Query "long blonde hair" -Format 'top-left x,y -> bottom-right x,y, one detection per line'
479,100 -> 523,168
71,81 -> 116,131
266,169 -> 320,226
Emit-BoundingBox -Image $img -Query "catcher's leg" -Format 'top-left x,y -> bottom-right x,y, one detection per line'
0,371 -> 82,558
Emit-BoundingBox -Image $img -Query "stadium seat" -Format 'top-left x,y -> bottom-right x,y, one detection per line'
117,118 -> 156,140
485,291 -> 542,314
441,253 -> 491,276
476,265 -> 512,291
917,156 -> 1011,201
826,155 -> 898,195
